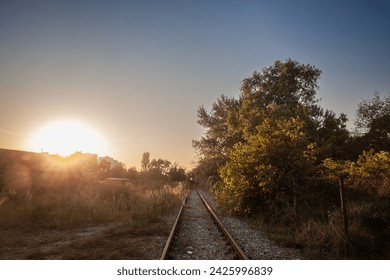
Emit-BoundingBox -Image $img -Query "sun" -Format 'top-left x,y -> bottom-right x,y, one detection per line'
25,120 -> 108,156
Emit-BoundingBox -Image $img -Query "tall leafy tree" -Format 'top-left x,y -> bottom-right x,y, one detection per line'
168,163 -> 187,182
364,114 -> 390,151
192,95 -> 242,177
316,110 -> 349,160
352,93 -> 390,153
148,158 -> 171,176
141,152 -> 150,171
239,59 -> 323,138
355,92 -> 390,134
194,59 -> 350,214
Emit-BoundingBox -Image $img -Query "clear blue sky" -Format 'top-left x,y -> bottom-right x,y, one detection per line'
0,0 -> 389,168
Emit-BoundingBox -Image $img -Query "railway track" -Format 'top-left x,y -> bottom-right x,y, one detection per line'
161,188 -> 249,260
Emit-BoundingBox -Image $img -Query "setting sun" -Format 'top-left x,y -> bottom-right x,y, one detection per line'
25,120 -> 108,156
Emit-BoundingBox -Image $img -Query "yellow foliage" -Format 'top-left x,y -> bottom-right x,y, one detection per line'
322,149 -> 390,195
218,117 -> 317,214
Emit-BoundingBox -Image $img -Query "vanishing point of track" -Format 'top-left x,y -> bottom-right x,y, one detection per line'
161,188 -> 249,260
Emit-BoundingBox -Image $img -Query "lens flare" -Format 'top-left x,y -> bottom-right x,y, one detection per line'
25,120 -> 108,156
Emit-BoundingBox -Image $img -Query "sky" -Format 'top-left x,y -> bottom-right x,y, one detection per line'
0,0 -> 389,169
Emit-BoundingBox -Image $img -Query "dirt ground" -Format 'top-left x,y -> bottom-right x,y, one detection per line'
0,221 -> 172,260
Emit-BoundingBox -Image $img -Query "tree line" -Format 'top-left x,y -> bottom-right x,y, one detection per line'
193,58 -> 389,213
99,152 -> 186,186
192,59 -> 389,258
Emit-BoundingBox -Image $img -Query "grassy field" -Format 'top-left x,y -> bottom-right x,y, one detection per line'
0,151 -> 186,259
0,180 -> 185,229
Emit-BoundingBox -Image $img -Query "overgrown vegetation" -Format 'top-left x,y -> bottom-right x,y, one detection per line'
0,150 -> 187,230
193,59 -> 390,259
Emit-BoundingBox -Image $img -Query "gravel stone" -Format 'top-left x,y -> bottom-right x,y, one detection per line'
167,189 -> 236,259
198,189 -> 300,260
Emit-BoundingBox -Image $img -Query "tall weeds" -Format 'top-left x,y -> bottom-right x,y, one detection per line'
0,172 -> 186,229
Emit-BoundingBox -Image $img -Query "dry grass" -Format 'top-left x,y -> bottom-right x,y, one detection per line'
0,171 -> 186,230
247,178 -> 390,259
0,151 -> 188,259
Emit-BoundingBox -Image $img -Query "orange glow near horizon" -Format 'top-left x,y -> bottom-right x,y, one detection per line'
25,120 -> 108,156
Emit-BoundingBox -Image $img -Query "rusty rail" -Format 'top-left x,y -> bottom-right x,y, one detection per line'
161,188 -> 249,260
160,192 -> 188,260
196,189 -> 249,260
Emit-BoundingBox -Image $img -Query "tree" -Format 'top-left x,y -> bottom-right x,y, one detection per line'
110,163 -> 127,178
323,149 -> 390,195
239,59 -> 323,138
218,117 -> 316,216
148,158 -> 171,176
355,92 -> 390,134
127,167 -> 138,181
193,59 -> 333,183
316,110 -> 350,160
349,93 -> 390,155
141,152 -> 150,171
98,158 -> 111,179
194,59 -> 353,218
168,163 -> 187,182
364,114 -> 390,151
192,95 -> 242,177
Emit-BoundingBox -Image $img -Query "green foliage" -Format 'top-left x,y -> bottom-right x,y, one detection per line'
362,114 -> 390,152
218,117 -> 316,215
350,150 -> 390,196
193,95 -> 242,171
193,59 -> 349,184
194,58 -> 350,219
193,59 -> 390,258
137,153 -> 187,186
322,149 -> 390,195
349,93 -> 390,156
352,150 -> 390,178
316,110 -> 350,160
239,59 -> 323,138
354,92 -> 390,133
319,150 -> 390,259
322,158 -> 352,177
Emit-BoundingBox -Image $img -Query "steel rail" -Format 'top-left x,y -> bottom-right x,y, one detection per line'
160,192 -> 188,260
161,188 -> 249,260
196,189 -> 249,260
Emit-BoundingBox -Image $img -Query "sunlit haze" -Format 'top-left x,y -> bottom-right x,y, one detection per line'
0,0 -> 389,168
25,120 -> 108,156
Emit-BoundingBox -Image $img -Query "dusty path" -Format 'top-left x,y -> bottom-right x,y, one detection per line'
0,222 -> 170,259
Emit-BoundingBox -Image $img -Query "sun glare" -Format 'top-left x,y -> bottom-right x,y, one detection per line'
26,120 -> 108,156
